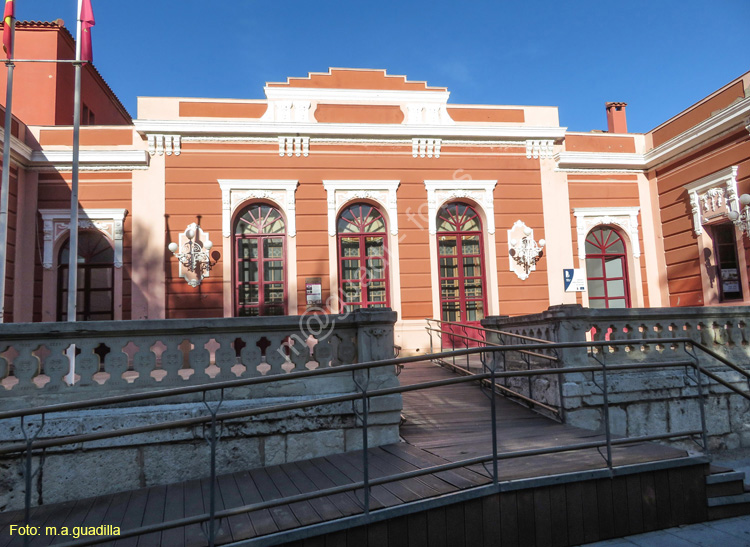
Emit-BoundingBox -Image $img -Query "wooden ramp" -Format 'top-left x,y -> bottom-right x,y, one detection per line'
0,361 -> 707,547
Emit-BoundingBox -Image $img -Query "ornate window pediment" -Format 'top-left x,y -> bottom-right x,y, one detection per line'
424,180 -> 497,234
39,208 -> 127,270
322,180 -> 400,236
217,180 -> 299,237
683,166 -> 739,236
573,207 -> 640,260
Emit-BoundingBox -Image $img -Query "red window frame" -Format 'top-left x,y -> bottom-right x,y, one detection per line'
233,203 -> 287,317
585,227 -> 631,309
336,203 -> 390,312
436,202 -> 487,326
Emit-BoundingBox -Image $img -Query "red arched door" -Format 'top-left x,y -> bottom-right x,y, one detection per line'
337,203 -> 390,312
437,202 -> 487,345
585,227 -> 631,309
234,203 -> 286,316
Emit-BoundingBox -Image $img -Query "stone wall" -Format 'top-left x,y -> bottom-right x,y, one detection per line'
483,305 -> 750,451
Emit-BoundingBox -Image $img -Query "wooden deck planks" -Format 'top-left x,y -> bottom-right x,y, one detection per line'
0,359 -> 699,546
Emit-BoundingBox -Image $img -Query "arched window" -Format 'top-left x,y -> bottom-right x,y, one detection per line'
234,203 -> 286,316
437,202 -> 486,322
57,231 -> 114,321
337,203 -> 389,312
585,227 -> 631,309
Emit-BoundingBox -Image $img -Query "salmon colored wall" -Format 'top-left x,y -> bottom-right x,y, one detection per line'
566,134 -> 636,153
314,104 -> 405,124
447,108 -> 525,123
566,175 -> 648,306
178,102 -> 268,118
651,82 -> 745,148
267,69 -> 446,92
162,143 -> 551,320
39,127 -> 134,146
653,128 -> 750,306
34,171 -> 133,319
0,25 -> 130,126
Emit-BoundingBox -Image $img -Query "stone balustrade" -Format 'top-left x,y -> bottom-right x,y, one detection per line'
483,305 -> 750,450
0,310 -> 402,511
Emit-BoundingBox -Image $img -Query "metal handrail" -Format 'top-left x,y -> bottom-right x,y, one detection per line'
425,325 -> 558,361
52,429 -> 704,547
3,336 -> 748,547
426,317 -> 556,345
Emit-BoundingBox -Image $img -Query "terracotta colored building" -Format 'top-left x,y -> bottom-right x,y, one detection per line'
1,22 -> 749,353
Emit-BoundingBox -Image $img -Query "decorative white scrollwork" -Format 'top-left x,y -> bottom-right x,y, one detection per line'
167,223 -> 216,287
39,209 -> 127,269
507,220 -> 545,280
684,166 -> 740,236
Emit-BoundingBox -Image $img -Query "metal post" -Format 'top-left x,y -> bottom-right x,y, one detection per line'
491,352 -> 499,486
0,19 -> 15,322
600,356 -> 613,471
65,0 -> 86,384
690,345 -> 710,454
352,369 -> 370,513
201,389 -> 224,547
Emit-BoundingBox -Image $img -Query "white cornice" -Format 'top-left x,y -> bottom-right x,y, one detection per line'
133,119 -> 566,141
555,151 -> 645,170
0,128 -> 34,164
555,97 -> 750,172
644,97 -> 750,169
264,86 -> 451,104
30,150 -> 150,169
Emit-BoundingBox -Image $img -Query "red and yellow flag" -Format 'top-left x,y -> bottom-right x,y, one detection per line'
2,0 -> 13,60
79,0 -> 95,62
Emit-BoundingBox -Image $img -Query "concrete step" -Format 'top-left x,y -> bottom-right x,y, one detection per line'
706,470 -> 747,497
705,467 -> 750,519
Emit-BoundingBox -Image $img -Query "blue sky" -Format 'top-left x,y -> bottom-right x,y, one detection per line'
17,0 -> 750,133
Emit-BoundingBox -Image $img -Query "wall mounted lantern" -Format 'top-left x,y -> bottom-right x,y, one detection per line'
728,193 -> 750,238
168,223 -> 216,287
508,220 -> 545,280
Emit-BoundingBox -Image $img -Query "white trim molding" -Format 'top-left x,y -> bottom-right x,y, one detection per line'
30,150 -> 150,170
278,136 -> 310,156
683,166 -> 739,236
412,138 -> 441,158
134,119 -> 566,141
526,140 -> 554,159
573,207 -> 641,260
646,97 -> 750,169
322,180 -> 401,236
217,179 -> 299,238
424,180 -> 498,234
147,134 -> 181,156
39,208 -> 128,269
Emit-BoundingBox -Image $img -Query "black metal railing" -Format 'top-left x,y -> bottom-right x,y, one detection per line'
1,337 -> 748,547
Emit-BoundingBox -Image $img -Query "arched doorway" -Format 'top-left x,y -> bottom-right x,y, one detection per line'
233,203 -> 287,316
585,226 -> 631,309
57,230 -> 114,321
436,202 -> 487,345
337,203 -> 390,312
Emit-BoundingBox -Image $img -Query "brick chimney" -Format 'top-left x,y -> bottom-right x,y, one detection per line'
605,102 -> 628,133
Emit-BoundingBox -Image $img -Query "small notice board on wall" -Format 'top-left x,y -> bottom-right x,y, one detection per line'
563,269 -> 586,292
306,277 -> 323,307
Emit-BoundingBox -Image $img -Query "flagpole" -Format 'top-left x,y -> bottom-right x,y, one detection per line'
0,8 -> 14,323
66,0 -> 84,382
